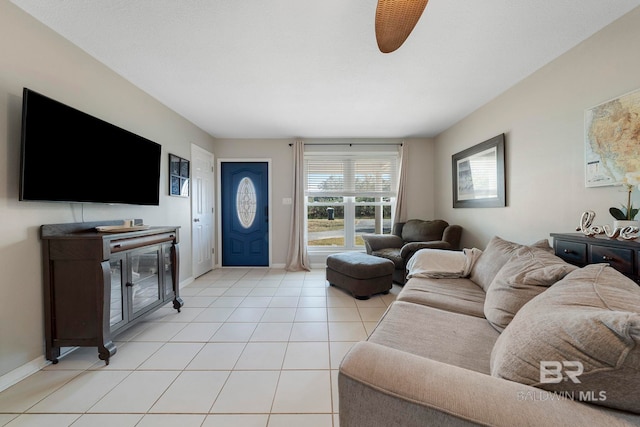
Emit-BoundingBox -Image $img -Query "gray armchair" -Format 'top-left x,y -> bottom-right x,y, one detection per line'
362,219 -> 462,284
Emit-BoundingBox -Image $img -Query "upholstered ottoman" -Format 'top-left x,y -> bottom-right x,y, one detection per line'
326,252 -> 394,300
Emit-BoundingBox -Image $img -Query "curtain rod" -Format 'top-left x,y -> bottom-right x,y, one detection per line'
289,142 -> 402,147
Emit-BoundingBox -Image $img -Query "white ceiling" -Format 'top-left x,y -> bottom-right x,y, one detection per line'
11,0 -> 640,139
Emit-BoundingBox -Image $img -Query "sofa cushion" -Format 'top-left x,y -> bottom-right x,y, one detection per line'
370,301 -> 499,374
398,277 -> 486,318
401,219 -> 448,243
490,264 -> 640,414
484,246 -> 577,331
371,248 -> 403,268
470,236 -> 552,291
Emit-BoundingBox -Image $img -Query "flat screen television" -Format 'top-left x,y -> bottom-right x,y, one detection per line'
20,88 -> 162,206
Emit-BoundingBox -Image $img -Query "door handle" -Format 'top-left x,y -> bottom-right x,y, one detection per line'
194,218 -> 200,222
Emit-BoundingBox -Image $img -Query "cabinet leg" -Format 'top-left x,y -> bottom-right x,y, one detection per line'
46,347 -> 61,364
173,297 -> 184,313
98,342 -> 117,365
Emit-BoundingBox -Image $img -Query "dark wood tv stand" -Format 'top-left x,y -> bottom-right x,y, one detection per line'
41,220 -> 183,364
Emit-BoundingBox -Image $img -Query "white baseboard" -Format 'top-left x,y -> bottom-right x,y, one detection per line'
0,356 -> 49,393
210,264 -> 288,269
0,276 -> 200,394
1,277 -> 195,393
179,276 -> 194,289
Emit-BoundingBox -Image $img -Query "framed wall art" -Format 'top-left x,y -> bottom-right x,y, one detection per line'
585,88 -> 640,187
452,134 -> 505,208
169,154 -> 190,197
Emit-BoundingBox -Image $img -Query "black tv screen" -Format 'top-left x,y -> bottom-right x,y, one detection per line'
20,88 -> 161,206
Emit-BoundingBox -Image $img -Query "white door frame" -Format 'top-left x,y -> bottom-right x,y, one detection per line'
217,158 -> 273,267
191,144 -> 215,277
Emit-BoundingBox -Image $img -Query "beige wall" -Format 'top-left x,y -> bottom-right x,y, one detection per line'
0,2 -> 215,381
212,138 -> 436,267
213,139 -> 293,266
7,0 -> 636,390
434,7 -> 640,250
403,138 -> 436,219
0,0 -> 436,382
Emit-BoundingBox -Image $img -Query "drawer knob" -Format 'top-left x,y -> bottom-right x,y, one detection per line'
602,256 -> 614,261
563,249 -> 573,254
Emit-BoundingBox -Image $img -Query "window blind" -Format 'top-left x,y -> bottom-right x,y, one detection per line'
305,155 -> 398,198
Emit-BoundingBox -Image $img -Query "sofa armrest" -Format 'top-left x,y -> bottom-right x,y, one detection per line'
361,234 -> 404,254
400,241 -> 453,260
339,341 -> 636,427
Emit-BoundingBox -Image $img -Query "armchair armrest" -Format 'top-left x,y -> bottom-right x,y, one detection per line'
400,241 -> 453,260
361,234 -> 404,254
442,225 -> 463,250
339,342 -> 631,427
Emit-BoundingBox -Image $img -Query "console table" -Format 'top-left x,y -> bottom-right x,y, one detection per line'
41,220 -> 183,364
550,233 -> 640,284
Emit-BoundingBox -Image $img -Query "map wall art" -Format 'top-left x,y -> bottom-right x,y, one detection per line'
585,88 -> 640,187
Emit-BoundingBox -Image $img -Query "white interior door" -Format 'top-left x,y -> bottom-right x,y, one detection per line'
191,144 -> 215,277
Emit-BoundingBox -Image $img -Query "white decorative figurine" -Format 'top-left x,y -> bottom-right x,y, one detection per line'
577,210 -> 638,240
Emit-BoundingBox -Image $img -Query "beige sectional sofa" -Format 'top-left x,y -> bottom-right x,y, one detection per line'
339,236 -> 640,426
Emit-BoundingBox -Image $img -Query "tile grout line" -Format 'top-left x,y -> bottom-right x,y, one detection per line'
0,268 -> 398,426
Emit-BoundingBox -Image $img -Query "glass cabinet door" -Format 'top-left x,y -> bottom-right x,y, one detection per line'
129,247 -> 161,318
109,258 -> 125,328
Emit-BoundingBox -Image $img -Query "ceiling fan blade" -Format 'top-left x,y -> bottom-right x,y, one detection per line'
375,0 -> 429,53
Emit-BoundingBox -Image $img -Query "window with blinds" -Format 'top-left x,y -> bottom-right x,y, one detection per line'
304,151 -> 399,250
305,155 -> 398,198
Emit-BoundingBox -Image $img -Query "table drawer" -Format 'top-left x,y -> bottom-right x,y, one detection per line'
109,232 -> 177,254
590,245 -> 633,275
555,240 -> 587,266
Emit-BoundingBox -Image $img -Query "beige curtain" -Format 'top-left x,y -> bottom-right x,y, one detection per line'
285,140 -> 311,271
394,142 -> 408,224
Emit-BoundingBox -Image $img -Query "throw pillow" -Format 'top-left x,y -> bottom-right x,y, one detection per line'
490,264 -> 640,414
469,236 -> 552,291
484,246 -> 577,331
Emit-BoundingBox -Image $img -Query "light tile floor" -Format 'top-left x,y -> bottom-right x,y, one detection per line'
0,268 -> 400,427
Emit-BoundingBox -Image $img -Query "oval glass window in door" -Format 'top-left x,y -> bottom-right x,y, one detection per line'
236,177 -> 257,228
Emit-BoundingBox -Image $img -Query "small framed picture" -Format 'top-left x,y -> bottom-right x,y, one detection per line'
169,154 -> 189,197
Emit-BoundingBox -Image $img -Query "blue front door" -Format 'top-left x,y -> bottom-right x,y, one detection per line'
221,162 -> 269,266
